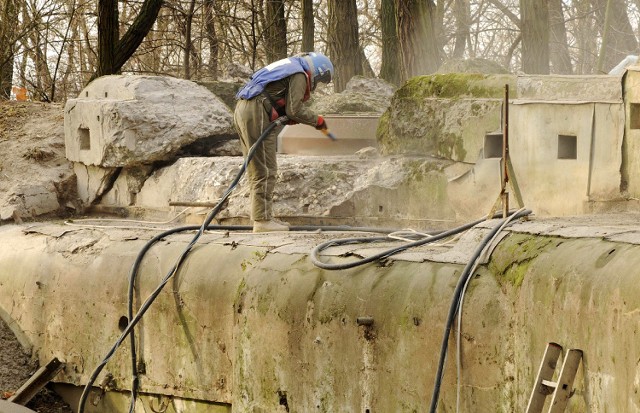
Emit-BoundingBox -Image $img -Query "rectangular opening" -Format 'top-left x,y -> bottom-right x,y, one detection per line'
558,134 -> 577,159
78,127 -> 90,150
484,132 -> 503,158
631,103 -> 640,129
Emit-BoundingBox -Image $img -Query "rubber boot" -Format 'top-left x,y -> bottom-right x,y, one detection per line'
253,219 -> 290,233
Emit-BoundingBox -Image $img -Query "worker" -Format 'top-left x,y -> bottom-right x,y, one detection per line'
234,52 -> 334,233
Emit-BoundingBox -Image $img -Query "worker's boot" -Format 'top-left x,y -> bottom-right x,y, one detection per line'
253,219 -> 290,233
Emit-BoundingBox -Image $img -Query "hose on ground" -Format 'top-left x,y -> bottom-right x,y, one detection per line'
310,213 -> 515,271
428,208 -> 532,413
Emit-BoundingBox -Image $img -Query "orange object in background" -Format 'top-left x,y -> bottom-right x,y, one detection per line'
11,86 -> 27,101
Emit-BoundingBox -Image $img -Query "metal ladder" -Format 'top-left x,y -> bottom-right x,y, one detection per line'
525,342 -> 583,413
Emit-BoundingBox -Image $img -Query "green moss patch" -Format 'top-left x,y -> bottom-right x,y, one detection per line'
489,233 -> 555,288
395,73 -> 514,100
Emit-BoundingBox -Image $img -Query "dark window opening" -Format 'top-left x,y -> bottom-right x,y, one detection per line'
558,134 -> 577,160
631,103 -> 640,129
484,132 -> 503,159
78,127 -> 90,150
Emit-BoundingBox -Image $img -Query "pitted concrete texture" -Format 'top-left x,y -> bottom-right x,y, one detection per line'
1,214 -> 640,411
517,74 -> 622,102
130,155 -> 457,228
64,75 -> 233,167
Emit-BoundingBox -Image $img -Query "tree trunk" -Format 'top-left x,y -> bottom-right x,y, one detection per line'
0,0 -> 19,99
380,0 -> 401,84
94,0 -> 163,81
395,0 -> 441,80
301,0 -> 314,52
453,0 -> 469,58
327,0 -> 362,92
97,0 -> 119,76
549,0 -> 572,74
265,0 -> 287,62
184,0 -> 196,79
592,0 -> 638,73
204,0 -> 219,79
574,0 -> 597,74
520,0 -> 550,74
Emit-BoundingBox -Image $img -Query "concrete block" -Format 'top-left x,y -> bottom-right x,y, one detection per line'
73,163 -> 119,205
64,75 -> 233,167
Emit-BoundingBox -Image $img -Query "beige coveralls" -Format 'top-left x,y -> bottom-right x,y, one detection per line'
233,72 -> 320,221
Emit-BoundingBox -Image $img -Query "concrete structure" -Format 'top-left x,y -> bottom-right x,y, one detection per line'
64,75 -> 233,168
450,75 -> 625,217
9,73 -> 640,412
1,215 -> 640,411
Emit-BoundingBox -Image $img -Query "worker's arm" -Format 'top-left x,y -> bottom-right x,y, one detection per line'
285,73 -> 322,126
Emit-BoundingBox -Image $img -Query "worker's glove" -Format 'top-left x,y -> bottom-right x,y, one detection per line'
315,115 -> 328,130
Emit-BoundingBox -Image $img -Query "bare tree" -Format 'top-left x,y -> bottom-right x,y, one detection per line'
520,0 -> 550,74
301,0 -> 314,52
592,0 -> 638,73
452,0 -> 470,58
395,0 -> 441,80
95,0 -> 163,78
264,0 -> 287,61
380,0 -> 401,84
204,0 -> 220,79
327,0 -> 362,92
0,0 -> 20,98
549,0 -> 572,74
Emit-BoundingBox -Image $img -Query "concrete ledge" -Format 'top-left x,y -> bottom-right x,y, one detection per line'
1,216 -> 640,411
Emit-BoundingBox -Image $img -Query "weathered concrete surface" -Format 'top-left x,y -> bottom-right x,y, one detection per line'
376,73 -> 515,160
517,75 -> 622,102
0,102 -> 76,222
1,215 -> 640,411
508,102 -> 624,216
130,155 -> 457,229
64,76 -> 234,167
623,67 -> 640,198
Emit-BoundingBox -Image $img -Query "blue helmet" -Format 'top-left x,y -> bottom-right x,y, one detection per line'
301,52 -> 334,90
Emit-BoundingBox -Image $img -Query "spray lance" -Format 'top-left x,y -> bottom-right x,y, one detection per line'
320,128 -> 338,141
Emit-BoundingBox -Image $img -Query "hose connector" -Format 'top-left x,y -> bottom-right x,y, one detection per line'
274,116 -> 289,126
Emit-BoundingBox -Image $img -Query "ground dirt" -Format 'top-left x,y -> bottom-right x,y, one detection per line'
0,101 -> 75,222
0,319 -> 73,412
0,101 -> 74,411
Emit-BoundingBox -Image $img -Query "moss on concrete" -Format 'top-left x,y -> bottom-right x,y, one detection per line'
489,233 -> 556,288
395,73 -> 514,100
376,73 -> 511,159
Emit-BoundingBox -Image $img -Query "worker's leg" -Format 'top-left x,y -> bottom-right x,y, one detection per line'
234,100 -> 276,222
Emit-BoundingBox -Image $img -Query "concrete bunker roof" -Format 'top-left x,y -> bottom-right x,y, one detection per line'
515,74 -> 623,104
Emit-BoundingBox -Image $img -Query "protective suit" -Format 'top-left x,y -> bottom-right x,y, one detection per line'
233,52 -> 334,232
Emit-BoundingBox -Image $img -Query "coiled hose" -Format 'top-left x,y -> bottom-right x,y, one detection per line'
309,207 -> 532,412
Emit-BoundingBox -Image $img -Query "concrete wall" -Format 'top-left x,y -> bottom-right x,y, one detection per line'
508,102 -> 623,215
623,67 -> 640,197
1,220 -> 640,411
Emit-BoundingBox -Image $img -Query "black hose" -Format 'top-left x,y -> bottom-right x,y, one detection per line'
427,209 -> 531,413
79,117 -> 290,412
310,213 -> 509,271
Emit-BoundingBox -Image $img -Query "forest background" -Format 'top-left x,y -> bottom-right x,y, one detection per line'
0,0 -> 639,103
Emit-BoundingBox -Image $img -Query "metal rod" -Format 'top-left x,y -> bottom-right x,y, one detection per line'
8,358 -> 64,405
502,84 -> 510,218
